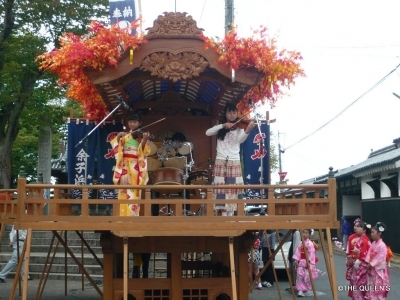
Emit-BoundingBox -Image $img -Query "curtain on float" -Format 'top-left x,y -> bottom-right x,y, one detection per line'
241,123 -> 270,200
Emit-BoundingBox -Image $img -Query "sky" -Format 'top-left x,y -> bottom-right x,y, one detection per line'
138,0 -> 400,184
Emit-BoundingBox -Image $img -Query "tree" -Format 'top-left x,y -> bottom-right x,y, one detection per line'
0,0 -> 108,188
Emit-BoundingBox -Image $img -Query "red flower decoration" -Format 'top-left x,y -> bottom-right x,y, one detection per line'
37,20 -> 147,119
201,26 -> 305,114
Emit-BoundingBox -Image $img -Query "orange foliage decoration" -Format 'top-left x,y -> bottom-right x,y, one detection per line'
201,26 -> 305,113
37,20 -> 146,119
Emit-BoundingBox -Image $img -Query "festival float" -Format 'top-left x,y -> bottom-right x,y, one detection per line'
0,12 -> 340,300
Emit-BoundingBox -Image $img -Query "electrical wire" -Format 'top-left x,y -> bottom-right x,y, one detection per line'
283,62 -> 400,151
198,0 -> 207,25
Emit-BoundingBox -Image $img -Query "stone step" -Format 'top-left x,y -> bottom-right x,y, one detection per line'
0,252 -> 104,265
1,244 -> 103,255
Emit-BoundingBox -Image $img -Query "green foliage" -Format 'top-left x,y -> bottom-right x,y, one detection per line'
0,0 -> 109,188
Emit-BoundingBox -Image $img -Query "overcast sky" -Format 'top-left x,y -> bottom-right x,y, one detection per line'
139,0 -> 400,184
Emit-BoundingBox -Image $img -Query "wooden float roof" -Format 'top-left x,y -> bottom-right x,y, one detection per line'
86,12 -> 261,119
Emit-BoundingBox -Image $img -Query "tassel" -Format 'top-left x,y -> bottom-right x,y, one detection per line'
130,49 -> 134,65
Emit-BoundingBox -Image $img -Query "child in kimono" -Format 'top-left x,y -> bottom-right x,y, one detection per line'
292,229 -> 318,297
110,113 -> 151,216
366,222 -> 390,300
346,218 -> 361,284
347,220 -> 371,299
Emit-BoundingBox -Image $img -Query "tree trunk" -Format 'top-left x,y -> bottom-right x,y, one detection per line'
0,73 -> 38,188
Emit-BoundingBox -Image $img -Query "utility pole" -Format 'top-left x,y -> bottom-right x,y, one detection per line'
225,0 -> 234,35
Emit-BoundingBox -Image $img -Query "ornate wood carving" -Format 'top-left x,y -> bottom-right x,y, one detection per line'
146,12 -> 204,36
141,52 -> 209,82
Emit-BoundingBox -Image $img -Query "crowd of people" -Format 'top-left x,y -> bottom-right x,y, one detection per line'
247,222 -> 391,299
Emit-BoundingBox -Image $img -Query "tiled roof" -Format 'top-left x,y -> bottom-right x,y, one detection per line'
335,144 -> 400,178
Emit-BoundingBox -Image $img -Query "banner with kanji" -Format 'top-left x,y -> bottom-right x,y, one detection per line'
96,123 -> 123,200
67,120 -> 97,199
109,0 -> 139,35
241,124 -> 270,200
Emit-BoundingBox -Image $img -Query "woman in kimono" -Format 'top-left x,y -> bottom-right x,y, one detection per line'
292,229 -> 318,297
347,220 -> 371,299
366,222 -> 390,300
110,113 -> 151,216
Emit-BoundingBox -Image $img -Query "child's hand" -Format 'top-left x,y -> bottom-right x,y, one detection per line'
352,247 -> 360,255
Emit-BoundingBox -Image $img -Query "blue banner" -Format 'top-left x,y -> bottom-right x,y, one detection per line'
67,120 -> 97,200
96,123 -> 123,200
109,0 -> 138,35
241,124 -> 270,200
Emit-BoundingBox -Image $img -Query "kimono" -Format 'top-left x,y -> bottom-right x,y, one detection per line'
292,238 -> 318,292
365,239 -> 390,300
348,234 -> 371,299
110,133 -> 150,216
346,233 -> 359,281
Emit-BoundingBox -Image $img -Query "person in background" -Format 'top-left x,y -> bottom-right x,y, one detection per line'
341,216 -> 352,251
366,222 -> 390,300
260,230 -> 276,288
292,229 -> 318,297
132,253 -> 151,278
0,226 -> 31,283
205,103 -> 255,215
346,220 -> 371,300
248,237 -> 263,290
110,113 -> 151,216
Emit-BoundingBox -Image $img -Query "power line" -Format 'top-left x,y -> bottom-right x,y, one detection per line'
198,0 -> 207,25
284,62 -> 400,151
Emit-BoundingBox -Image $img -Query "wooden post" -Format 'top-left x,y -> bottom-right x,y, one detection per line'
318,229 -> 334,299
228,237 -> 237,300
171,252 -> 182,300
17,167 -> 26,222
102,253 -> 114,300
325,228 -> 339,300
123,237 -> 128,300
21,228 -> 32,300
238,250 -> 248,300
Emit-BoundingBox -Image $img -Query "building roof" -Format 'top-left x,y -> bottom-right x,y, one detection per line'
335,143 -> 400,178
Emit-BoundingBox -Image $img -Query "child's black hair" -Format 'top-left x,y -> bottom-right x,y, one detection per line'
356,220 -> 372,236
128,113 -> 141,121
217,103 -> 238,140
373,221 -> 387,237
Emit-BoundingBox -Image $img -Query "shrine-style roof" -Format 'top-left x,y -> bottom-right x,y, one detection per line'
86,12 -> 261,118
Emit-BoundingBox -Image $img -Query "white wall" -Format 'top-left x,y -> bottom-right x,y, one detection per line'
342,195 -> 361,216
361,177 -> 375,199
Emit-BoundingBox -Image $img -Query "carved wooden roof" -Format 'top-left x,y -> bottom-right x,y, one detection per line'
86,12 -> 261,119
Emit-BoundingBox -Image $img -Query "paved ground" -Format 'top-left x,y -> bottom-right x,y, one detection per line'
1,249 -> 399,300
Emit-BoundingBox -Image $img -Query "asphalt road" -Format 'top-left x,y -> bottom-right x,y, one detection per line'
1,252 -> 399,300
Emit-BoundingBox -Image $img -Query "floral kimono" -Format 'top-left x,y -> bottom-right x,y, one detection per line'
348,234 -> 371,299
346,233 -> 359,281
110,133 -> 150,216
292,238 -> 318,292
365,239 -> 390,300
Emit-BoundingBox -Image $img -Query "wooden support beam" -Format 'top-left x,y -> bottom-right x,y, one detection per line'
51,231 -> 103,298
228,237 -> 237,300
325,228 -> 339,300
21,228 -> 32,300
318,229 -> 334,299
123,237 -> 128,300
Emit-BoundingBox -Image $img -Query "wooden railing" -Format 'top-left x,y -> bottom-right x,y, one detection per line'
0,177 -> 339,234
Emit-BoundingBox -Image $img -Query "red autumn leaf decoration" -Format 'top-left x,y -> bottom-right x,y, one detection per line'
37,20 -> 147,119
201,26 -> 305,113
